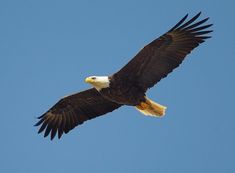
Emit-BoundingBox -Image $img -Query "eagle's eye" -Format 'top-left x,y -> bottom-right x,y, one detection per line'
91,77 -> 96,80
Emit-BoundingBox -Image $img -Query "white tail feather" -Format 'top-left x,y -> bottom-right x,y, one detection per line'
135,97 -> 167,117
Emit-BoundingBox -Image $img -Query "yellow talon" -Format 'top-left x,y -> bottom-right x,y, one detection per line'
135,97 -> 167,117
136,102 -> 149,110
140,102 -> 149,109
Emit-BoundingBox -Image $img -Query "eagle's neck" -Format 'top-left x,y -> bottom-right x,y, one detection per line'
85,76 -> 110,91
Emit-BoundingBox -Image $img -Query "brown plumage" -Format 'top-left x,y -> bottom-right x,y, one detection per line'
113,12 -> 212,90
35,89 -> 121,140
35,12 -> 212,140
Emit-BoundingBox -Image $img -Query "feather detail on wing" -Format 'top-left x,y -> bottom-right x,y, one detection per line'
35,88 -> 121,140
114,12 -> 213,90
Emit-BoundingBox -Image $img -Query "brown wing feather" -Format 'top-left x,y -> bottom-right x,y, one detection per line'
35,88 -> 121,140
113,12 -> 213,90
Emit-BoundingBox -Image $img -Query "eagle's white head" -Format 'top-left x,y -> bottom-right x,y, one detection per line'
85,76 -> 110,91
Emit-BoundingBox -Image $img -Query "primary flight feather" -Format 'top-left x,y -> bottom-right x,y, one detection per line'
35,12 -> 213,140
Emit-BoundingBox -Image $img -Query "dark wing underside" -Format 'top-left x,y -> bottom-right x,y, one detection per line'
113,12 -> 213,91
35,88 -> 121,140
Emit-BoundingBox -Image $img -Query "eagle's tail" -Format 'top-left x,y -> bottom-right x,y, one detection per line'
135,97 -> 167,117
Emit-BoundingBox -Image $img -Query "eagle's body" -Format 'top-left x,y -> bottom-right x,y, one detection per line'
99,76 -> 146,105
35,12 -> 213,140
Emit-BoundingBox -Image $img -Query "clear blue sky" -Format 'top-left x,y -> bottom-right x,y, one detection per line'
1,0 -> 235,172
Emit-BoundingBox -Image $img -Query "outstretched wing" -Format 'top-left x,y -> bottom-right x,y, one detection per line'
113,12 -> 213,91
35,88 -> 121,140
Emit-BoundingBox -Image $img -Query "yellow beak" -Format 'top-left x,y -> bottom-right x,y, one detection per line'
85,77 -> 93,83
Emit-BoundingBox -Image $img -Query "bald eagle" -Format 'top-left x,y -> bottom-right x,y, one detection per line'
35,12 -> 212,140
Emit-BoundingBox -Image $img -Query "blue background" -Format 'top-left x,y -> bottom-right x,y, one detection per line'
1,0 -> 234,172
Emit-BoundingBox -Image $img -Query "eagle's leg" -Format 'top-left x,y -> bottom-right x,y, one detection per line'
135,97 -> 166,117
